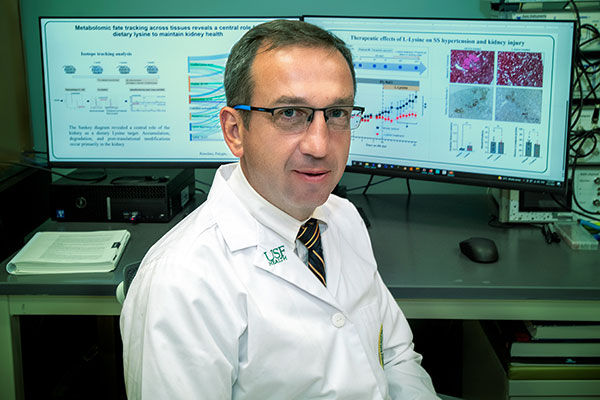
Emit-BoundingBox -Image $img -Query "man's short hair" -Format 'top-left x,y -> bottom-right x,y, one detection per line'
224,19 -> 356,127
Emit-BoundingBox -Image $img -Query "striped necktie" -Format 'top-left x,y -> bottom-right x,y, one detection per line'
297,218 -> 326,286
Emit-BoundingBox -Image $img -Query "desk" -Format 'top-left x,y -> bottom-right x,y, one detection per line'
1,194 -> 599,399
0,198 -> 201,400
351,195 -> 600,322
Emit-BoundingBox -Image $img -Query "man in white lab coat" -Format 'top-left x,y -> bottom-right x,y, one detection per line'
120,20 -> 439,399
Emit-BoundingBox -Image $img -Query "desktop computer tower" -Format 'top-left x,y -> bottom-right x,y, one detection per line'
50,168 -> 195,222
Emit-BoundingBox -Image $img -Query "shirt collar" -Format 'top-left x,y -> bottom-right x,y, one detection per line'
227,163 -> 330,246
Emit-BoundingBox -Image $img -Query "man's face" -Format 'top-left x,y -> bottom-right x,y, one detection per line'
229,45 -> 354,220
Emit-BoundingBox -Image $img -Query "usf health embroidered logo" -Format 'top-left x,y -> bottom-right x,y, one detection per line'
264,245 -> 287,266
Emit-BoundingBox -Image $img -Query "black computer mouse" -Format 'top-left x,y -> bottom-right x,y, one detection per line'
459,237 -> 499,263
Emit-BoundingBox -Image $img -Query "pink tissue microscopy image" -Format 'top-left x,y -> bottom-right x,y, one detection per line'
450,50 -> 495,84
497,52 -> 543,87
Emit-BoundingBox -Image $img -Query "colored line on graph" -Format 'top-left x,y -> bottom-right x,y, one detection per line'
361,112 -> 417,123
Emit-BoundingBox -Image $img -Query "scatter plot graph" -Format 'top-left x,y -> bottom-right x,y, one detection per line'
351,78 -> 423,152
450,50 -> 494,84
497,52 -> 543,87
188,54 -> 228,141
360,91 -> 418,127
356,79 -> 421,137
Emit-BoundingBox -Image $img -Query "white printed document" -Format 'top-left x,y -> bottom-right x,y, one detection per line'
7,230 -> 130,275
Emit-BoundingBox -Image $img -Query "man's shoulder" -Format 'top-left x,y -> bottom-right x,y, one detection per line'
145,202 -> 222,263
324,193 -> 364,227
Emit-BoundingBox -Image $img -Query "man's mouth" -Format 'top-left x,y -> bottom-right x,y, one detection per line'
294,169 -> 330,180
303,171 -> 326,176
296,169 -> 328,175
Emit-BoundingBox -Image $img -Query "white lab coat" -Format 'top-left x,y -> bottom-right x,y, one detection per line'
120,164 -> 439,399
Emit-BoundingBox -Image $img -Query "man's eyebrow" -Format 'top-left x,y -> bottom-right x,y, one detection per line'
272,96 -> 308,106
272,96 -> 355,106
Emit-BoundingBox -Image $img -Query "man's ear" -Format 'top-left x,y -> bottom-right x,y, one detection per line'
220,106 -> 245,158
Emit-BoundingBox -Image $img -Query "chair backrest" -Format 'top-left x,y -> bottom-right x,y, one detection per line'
116,261 -> 141,304
123,261 -> 141,296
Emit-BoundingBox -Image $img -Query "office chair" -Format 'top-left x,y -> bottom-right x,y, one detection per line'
116,261 -> 141,304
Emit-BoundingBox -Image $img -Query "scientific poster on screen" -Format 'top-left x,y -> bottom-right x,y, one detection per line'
41,18 -> 278,163
306,17 -> 573,182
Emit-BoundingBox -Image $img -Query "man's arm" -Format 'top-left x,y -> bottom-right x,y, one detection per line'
376,273 -> 441,399
120,255 -> 246,399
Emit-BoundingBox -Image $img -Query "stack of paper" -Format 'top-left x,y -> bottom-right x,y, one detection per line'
6,230 -> 130,275
481,320 -> 600,399
525,320 -> 600,340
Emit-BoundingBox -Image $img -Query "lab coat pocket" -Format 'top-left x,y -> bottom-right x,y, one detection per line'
352,302 -> 383,369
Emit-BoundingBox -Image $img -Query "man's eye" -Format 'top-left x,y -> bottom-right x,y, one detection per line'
328,108 -> 349,118
278,108 -> 303,118
282,108 -> 297,117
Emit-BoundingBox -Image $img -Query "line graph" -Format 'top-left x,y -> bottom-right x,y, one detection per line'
357,78 -> 421,131
349,78 -> 423,157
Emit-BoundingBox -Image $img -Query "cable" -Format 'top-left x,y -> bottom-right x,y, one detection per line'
570,1 -> 581,42
567,0 -> 599,145
0,160 -> 107,182
567,1 -> 600,177
195,179 -> 212,187
362,175 -> 375,195
346,175 -> 395,193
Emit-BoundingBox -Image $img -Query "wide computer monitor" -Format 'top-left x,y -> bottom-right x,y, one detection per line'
39,17 -> 291,168
304,16 -> 575,193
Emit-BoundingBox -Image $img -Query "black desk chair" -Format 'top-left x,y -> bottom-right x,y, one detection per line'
116,261 -> 141,304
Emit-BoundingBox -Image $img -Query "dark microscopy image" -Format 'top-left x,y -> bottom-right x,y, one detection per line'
450,50 -> 495,84
495,87 -> 542,123
449,85 -> 493,120
497,52 -> 543,87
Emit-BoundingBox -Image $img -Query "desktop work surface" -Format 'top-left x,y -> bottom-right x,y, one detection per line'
354,194 -> 599,321
1,193 -> 599,321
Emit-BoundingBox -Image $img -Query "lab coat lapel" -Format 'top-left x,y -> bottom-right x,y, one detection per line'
210,188 -> 257,251
253,225 -> 338,308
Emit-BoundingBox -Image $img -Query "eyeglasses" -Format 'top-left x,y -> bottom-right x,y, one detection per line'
233,105 -> 365,133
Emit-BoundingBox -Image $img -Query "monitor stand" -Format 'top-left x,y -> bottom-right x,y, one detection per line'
62,168 -> 107,182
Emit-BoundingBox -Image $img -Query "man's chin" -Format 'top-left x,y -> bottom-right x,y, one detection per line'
294,191 -> 333,212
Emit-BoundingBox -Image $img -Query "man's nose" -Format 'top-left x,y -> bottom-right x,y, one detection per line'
299,110 -> 329,158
